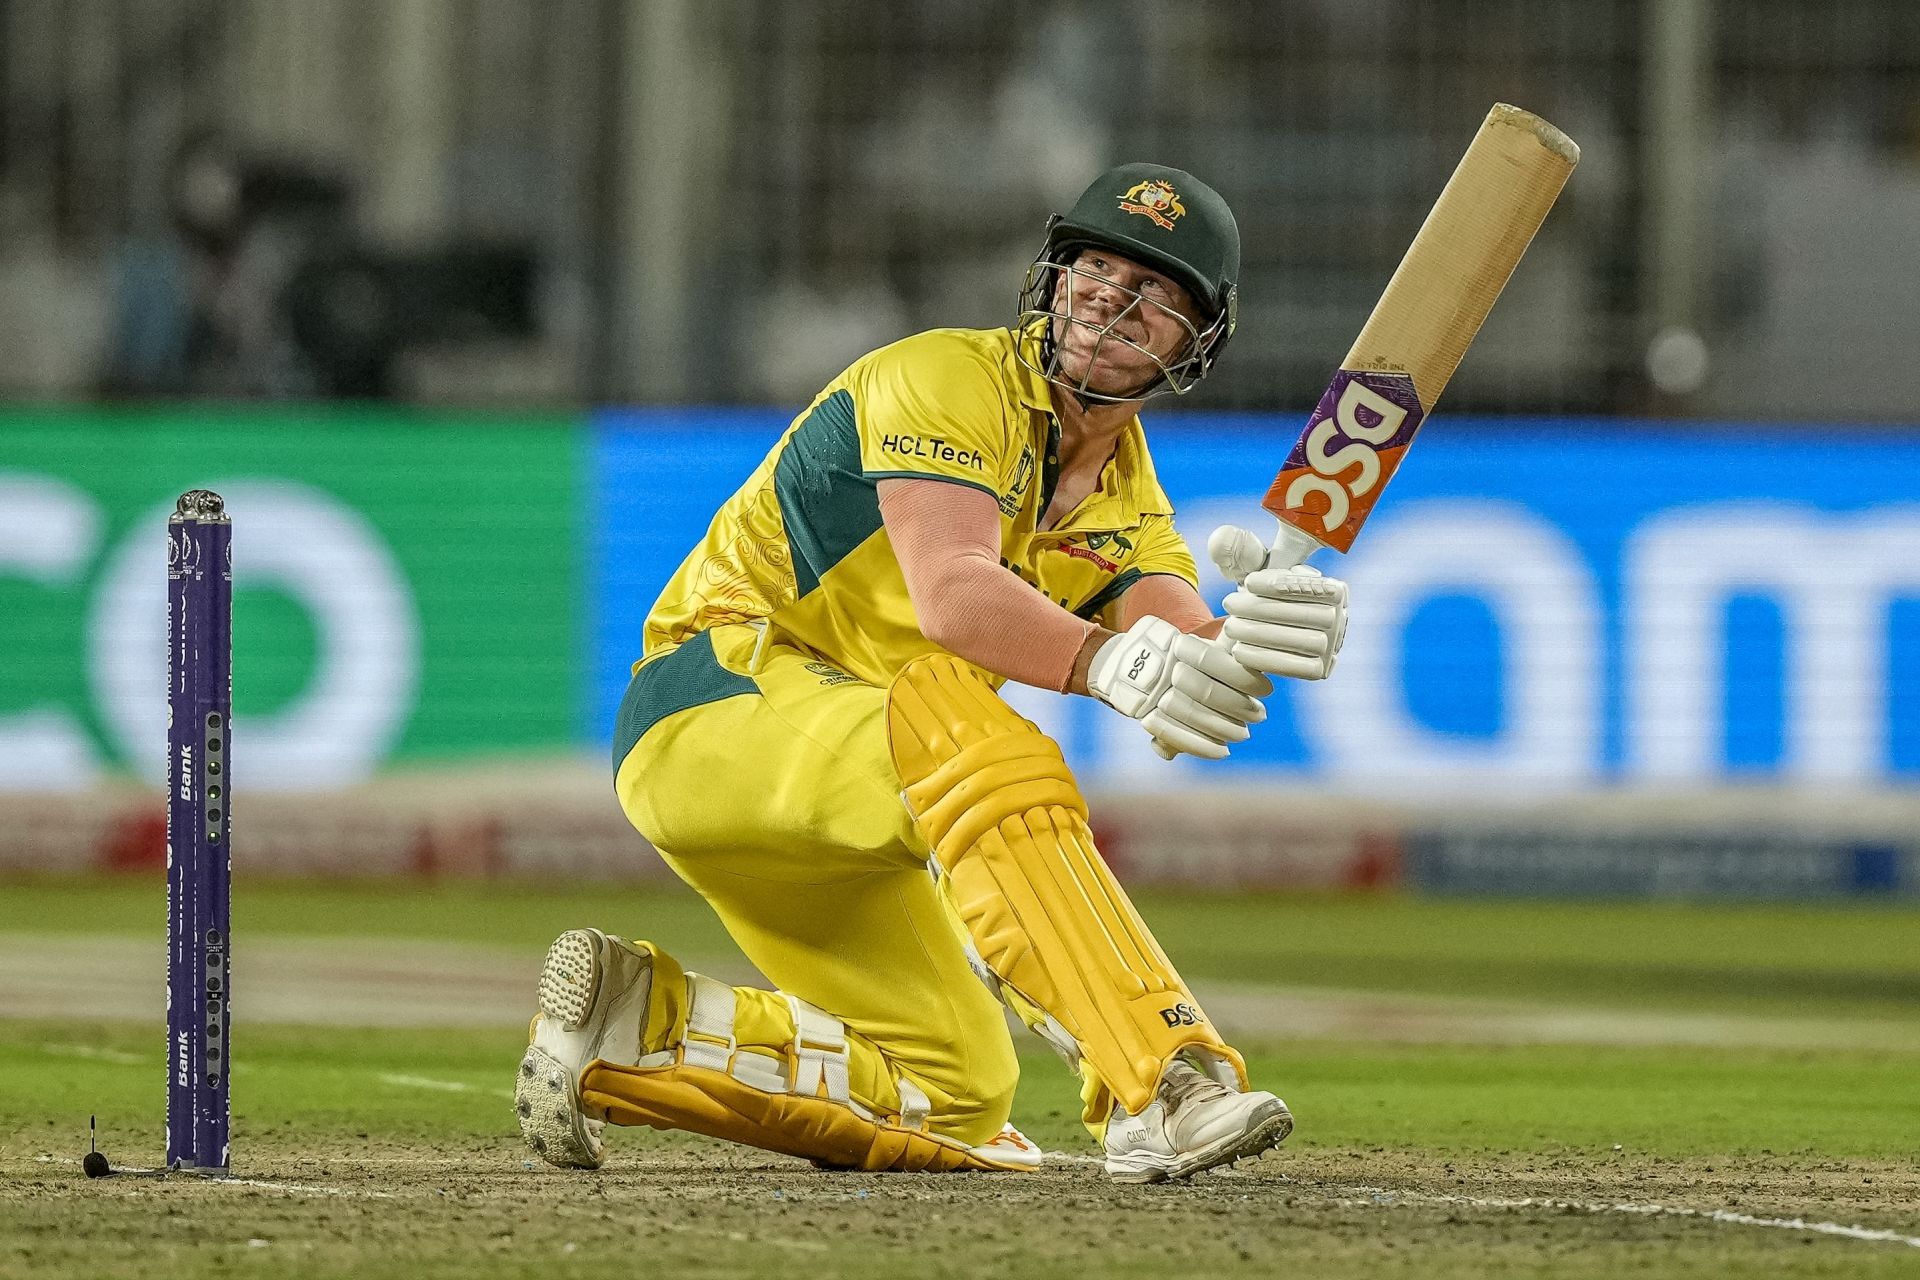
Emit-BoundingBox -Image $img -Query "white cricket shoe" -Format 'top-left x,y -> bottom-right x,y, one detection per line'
517,928 -> 652,1170
1103,1060 -> 1293,1183
975,1122 -> 1046,1171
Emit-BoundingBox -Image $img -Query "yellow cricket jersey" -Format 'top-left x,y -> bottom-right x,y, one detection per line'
638,324 -> 1199,688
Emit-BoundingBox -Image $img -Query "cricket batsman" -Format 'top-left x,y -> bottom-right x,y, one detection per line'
518,163 -> 1350,1182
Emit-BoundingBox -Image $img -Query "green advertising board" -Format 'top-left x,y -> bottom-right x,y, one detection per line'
0,406 -> 587,789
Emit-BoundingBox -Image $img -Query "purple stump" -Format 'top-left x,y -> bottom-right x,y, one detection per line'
166,489 -> 231,1173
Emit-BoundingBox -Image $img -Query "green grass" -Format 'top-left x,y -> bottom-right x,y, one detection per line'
9,1023 -> 1920,1164
6,1023 -> 1918,1280
1144,892 -> 1920,1016
5,877 -> 1919,1278
8,874 -> 1919,1019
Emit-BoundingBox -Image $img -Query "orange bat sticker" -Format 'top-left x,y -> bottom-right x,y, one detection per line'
1262,371 -> 1427,553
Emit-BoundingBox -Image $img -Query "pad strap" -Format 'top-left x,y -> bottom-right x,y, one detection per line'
787,993 -> 854,1106
682,974 -> 737,1072
895,1076 -> 932,1131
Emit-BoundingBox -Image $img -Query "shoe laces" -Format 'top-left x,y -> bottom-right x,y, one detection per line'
1158,1060 -> 1224,1113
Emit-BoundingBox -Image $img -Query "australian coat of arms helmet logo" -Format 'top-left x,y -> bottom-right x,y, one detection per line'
1118,179 -> 1186,230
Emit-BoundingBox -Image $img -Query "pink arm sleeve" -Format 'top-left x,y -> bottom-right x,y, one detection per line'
878,478 -> 1097,692
1115,572 -> 1225,639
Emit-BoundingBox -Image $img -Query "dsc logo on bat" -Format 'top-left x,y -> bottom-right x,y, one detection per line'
1264,370 -> 1426,553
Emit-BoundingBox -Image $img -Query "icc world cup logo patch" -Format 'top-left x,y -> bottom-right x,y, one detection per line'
1118,180 -> 1186,230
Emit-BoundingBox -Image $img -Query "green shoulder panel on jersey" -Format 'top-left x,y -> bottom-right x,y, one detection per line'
1074,568 -> 1145,621
612,629 -> 759,769
864,470 -> 1000,502
774,389 -> 887,597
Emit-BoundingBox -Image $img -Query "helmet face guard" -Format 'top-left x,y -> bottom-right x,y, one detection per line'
1015,249 -> 1231,404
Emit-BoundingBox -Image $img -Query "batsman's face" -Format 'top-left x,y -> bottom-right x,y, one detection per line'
1050,249 -> 1200,398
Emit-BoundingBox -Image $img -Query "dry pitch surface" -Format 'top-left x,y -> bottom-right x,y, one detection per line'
2,879 -> 1917,1279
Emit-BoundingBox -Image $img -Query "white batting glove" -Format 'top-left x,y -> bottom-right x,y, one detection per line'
1211,525 -> 1349,681
1086,616 -> 1273,760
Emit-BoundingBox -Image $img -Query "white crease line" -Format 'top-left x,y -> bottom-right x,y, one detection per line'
44,1112 -> 1910,1247
34,1155 -> 391,1198
1049,1154 -> 1917,1247
40,1042 -> 251,1074
377,1072 -> 515,1101
218,1177 -> 393,1199
548,1200 -> 832,1250
1321,1182 -> 1920,1248
43,1043 -> 146,1065
36,1155 -> 157,1173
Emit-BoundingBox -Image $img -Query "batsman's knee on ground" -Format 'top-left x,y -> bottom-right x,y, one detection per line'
605,623 -> 1022,1155
573,939 -> 1026,1172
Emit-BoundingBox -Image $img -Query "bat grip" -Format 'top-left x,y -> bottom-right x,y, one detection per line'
1151,518 -> 1323,761
1261,520 -> 1324,574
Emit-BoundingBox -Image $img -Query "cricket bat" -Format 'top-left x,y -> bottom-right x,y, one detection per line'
1160,105 -> 1577,759
1217,102 -> 1580,580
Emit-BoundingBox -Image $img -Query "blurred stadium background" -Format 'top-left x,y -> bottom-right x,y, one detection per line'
2,0 -> 1918,902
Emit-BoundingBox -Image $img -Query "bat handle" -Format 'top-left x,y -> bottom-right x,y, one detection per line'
1151,518 -> 1325,761
1263,519 -> 1324,574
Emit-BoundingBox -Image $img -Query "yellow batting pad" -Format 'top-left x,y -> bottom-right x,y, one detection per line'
583,1063 -> 1021,1173
580,962 -> 1029,1174
887,654 -> 1246,1116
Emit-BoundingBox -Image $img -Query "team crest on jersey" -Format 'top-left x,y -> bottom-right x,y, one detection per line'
1060,531 -> 1131,573
1119,180 -> 1186,230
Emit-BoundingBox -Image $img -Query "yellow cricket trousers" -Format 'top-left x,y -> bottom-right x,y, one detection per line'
611,622 -> 1019,1146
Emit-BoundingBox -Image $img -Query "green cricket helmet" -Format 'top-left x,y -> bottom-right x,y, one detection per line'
1017,162 -> 1241,401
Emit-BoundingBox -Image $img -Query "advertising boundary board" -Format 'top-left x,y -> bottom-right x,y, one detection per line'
7,405 -> 1917,798
0,406 -> 587,791
593,410 -> 1920,792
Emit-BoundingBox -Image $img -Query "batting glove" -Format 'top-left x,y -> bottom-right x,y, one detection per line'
1087,616 -> 1273,760
1211,525 -> 1349,681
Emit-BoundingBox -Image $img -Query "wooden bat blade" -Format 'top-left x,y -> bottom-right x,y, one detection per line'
1264,104 -> 1578,553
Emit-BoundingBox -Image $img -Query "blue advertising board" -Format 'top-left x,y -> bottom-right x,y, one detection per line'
594,411 -> 1920,792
